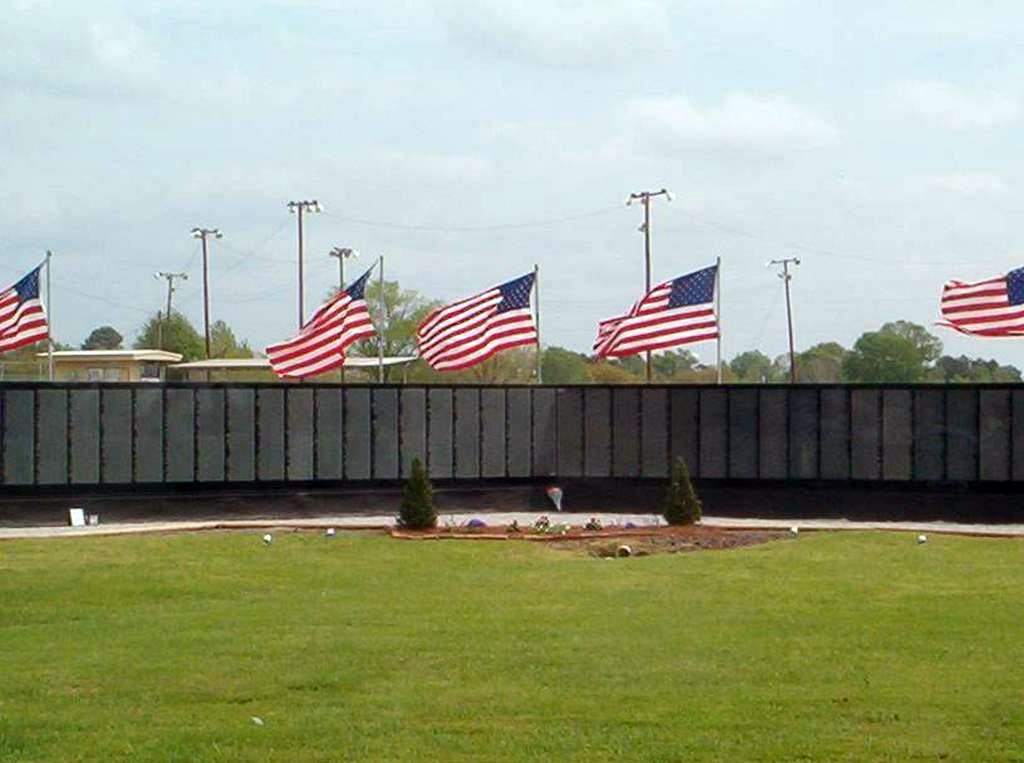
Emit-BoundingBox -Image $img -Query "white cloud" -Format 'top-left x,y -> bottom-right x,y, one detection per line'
628,93 -> 840,155
441,0 -> 672,67
0,8 -> 161,99
898,81 -> 1020,130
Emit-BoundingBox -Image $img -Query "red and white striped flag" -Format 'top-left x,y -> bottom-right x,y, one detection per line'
417,272 -> 537,371
595,264 -> 718,358
266,265 -> 377,378
938,267 -> 1024,337
0,266 -> 49,353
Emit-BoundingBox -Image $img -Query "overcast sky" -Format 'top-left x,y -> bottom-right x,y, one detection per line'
3,0 -> 1023,364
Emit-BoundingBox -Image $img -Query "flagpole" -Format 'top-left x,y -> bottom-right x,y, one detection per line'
715,255 -> 722,384
533,263 -> 542,384
377,255 -> 385,383
45,250 -> 54,382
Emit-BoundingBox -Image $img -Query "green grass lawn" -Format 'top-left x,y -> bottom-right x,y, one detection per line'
2,530 -> 1023,762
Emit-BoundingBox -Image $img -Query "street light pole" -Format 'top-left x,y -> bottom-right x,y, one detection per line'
288,200 -> 322,329
768,257 -> 801,383
328,246 -> 359,383
627,188 -> 672,383
191,227 -> 222,359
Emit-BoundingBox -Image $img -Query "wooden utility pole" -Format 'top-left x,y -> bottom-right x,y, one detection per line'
329,246 -> 358,382
45,250 -> 54,381
627,188 -> 672,383
288,200 -> 321,328
191,228 -> 222,359
533,264 -> 542,384
768,257 -> 801,382
155,271 -> 188,350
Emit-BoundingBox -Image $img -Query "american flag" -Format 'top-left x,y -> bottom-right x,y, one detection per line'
0,266 -> 49,354
594,264 -> 718,358
938,268 -> 1024,337
417,272 -> 537,371
266,265 -> 377,378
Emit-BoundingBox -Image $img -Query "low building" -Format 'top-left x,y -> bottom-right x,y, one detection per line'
170,356 -> 418,382
36,350 -> 184,382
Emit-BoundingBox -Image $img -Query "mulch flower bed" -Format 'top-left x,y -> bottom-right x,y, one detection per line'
389,518 -> 790,556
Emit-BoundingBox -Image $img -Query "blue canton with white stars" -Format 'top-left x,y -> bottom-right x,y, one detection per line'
345,266 -> 373,301
496,273 -> 535,312
1006,267 -> 1024,306
668,264 -> 717,308
13,267 -> 41,301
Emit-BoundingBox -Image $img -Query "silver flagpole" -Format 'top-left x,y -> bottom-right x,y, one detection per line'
46,250 -> 54,382
534,264 -> 542,384
715,256 -> 722,385
378,255 -> 385,383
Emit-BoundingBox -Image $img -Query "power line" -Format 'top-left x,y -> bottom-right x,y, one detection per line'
322,204 -> 622,232
665,205 -> 985,268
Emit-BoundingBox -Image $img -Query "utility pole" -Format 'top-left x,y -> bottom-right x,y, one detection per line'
45,250 -> 54,381
627,188 -> 673,383
288,200 -> 322,329
191,227 -> 222,359
154,272 -> 188,350
768,257 -> 801,383
377,255 -> 385,383
328,246 -> 358,382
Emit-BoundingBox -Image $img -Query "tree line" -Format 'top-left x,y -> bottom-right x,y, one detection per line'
19,280 -> 1021,384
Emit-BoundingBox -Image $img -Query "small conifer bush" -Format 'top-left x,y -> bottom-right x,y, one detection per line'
663,457 -> 702,526
398,457 -> 438,529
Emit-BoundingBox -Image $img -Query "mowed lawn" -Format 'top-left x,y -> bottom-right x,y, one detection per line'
2,531 -> 1024,762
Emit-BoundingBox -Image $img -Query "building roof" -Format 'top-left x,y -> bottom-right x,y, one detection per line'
36,349 -> 183,363
171,356 -> 418,370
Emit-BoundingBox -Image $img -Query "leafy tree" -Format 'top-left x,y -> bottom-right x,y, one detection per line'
542,346 -> 590,384
600,350 -> 702,382
663,458 -> 702,526
341,279 -> 439,382
797,341 -> 847,382
842,330 -> 926,382
134,312 -> 205,361
674,365 -> 734,383
210,320 -> 254,358
879,321 -> 942,365
81,325 -> 123,350
930,355 -> 1022,383
588,360 -> 643,384
652,349 -> 701,379
730,350 -> 774,382
615,355 -> 646,378
397,457 -> 437,530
